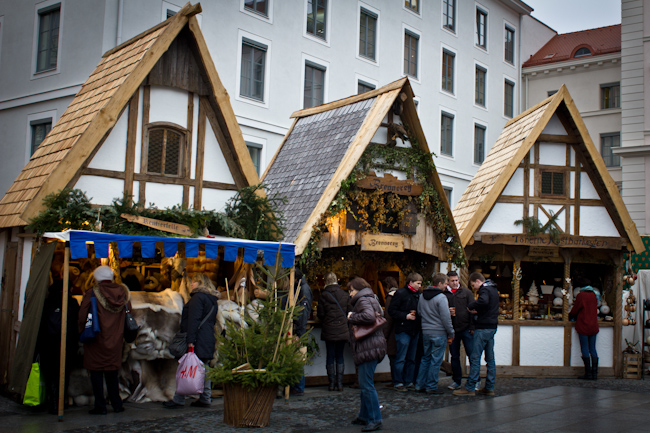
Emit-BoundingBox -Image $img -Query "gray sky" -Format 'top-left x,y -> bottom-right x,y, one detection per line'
525,0 -> 621,34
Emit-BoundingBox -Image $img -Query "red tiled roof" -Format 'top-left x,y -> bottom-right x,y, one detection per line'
523,24 -> 620,68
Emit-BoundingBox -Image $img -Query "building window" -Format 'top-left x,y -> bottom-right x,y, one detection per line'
601,83 -> 620,109
246,142 -> 263,174
443,0 -> 456,32
240,39 -> 267,101
146,126 -> 185,177
404,0 -> 419,13
541,171 -> 565,196
504,26 -> 515,64
166,9 -> 177,18
245,0 -> 268,16
443,187 -> 453,206
36,4 -> 60,73
475,66 -> 486,107
441,112 -> 454,156
547,90 -> 558,97
30,119 -> 52,155
601,133 -> 621,167
306,0 -> 327,40
504,79 -> 515,118
476,8 -> 487,48
404,31 -> 419,78
304,62 -> 325,108
358,80 -> 375,94
442,50 -> 455,94
574,47 -> 591,57
359,8 -> 377,60
474,124 -> 486,164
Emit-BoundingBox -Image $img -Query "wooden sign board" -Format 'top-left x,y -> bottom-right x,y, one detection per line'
479,233 -> 627,250
120,213 -> 193,236
356,174 -> 423,196
528,246 -> 559,257
361,234 -> 404,252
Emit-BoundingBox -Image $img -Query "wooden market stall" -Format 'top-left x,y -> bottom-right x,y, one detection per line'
262,77 -> 463,383
453,85 -> 644,377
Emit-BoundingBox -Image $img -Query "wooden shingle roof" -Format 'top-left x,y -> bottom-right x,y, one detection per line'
453,84 -> 644,253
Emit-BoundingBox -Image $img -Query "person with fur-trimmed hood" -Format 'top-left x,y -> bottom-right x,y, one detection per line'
78,265 -> 131,415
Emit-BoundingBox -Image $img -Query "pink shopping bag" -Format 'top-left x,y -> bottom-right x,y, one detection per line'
175,348 -> 205,395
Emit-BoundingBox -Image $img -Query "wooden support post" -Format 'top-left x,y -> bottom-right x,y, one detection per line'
57,243 -> 70,420
560,249 -> 573,367
285,267 -> 296,402
613,254 -> 624,377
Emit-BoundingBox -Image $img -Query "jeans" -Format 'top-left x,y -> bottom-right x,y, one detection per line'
450,329 -> 473,385
394,332 -> 419,386
326,341 -> 346,364
578,334 -> 598,358
357,359 -> 381,424
465,328 -> 496,391
89,370 -> 122,411
415,334 -> 447,391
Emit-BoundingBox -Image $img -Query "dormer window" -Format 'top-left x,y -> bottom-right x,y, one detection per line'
145,124 -> 185,177
574,47 -> 591,58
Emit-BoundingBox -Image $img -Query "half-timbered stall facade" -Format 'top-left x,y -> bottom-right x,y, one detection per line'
0,4 -> 262,396
453,85 -> 644,377
262,78 -> 463,382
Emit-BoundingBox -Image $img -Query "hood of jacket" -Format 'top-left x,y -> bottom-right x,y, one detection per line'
483,279 -> 497,288
93,281 -> 130,313
422,286 -> 444,300
351,287 -> 374,305
324,283 -> 341,292
190,285 -> 221,299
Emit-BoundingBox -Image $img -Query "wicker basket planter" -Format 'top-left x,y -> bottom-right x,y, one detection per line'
223,383 -> 276,427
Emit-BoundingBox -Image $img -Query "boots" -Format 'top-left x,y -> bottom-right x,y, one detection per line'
579,356 -> 592,380
336,364 -> 345,391
591,357 -> 598,380
326,364 -> 336,391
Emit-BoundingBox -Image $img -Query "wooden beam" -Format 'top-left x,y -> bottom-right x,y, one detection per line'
124,92 -> 139,199
139,85 -> 151,205
613,254 -> 624,377
512,322 -> 520,365
183,91 -> 194,207
497,195 -> 603,207
574,158 -> 580,235
194,100 -> 206,209
537,134 -> 580,144
480,233 -> 628,250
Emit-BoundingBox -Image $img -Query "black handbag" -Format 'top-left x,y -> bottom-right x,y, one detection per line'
169,305 -> 215,358
124,305 -> 139,343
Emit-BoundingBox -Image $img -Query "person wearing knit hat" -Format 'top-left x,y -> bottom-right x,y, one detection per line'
93,265 -> 114,283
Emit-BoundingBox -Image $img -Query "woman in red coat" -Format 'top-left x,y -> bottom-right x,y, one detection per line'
569,277 -> 599,380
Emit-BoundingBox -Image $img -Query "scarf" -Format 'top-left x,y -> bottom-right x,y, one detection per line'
580,285 -> 601,303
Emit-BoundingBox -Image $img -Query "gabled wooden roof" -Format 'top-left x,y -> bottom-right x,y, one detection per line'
453,84 -> 644,253
262,77 -> 460,256
0,2 -> 257,228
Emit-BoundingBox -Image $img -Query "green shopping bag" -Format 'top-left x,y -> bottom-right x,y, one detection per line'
23,359 -> 45,406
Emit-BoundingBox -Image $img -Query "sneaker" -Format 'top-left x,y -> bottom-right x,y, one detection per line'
448,382 -> 461,390
426,389 -> 444,395
162,400 -> 184,408
452,388 -> 476,396
478,388 -> 495,396
405,383 -> 415,390
475,383 -> 481,391
413,387 -> 426,393
351,417 -> 368,425
394,384 -> 407,392
361,422 -> 383,432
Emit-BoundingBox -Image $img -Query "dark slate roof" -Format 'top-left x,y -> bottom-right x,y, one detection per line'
265,97 -> 376,242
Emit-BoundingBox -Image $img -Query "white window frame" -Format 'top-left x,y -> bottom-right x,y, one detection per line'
31,0 -> 64,80
26,109 -> 58,162
413,96 -> 420,115
162,1 -> 202,25
503,20 -> 516,67
356,2 -> 380,66
402,23 -> 421,83
441,0 -> 457,37
439,107 -> 456,160
402,0 -> 422,17
240,0 -> 273,23
475,2 -> 489,52
442,185 -> 454,207
235,30 -> 272,108
474,60 -> 488,110
243,134 -> 267,176
440,43 -> 457,98
503,74 -> 516,120
303,0 -> 331,47
300,53 -> 329,109
473,119 -> 488,166
355,73 -> 378,95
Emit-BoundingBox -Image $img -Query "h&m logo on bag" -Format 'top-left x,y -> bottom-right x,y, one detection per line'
179,365 -> 199,379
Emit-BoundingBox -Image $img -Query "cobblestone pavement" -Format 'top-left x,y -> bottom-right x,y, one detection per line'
2,375 -> 650,433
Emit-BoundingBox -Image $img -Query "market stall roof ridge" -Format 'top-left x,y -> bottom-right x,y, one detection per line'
262,77 -> 460,255
43,230 -> 296,267
452,84 -> 644,253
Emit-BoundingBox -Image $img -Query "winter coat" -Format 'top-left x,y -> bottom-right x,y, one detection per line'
281,275 -> 313,338
383,288 -> 398,356
467,280 -> 498,330
348,288 -> 386,366
569,290 -> 599,336
317,283 -> 350,341
444,286 -> 475,333
387,286 -> 421,336
418,287 -> 454,338
78,281 -> 131,371
180,286 -> 219,361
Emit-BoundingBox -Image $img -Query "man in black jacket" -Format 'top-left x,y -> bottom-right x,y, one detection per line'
453,272 -> 498,397
444,271 -> 475,391
387,272 -> 422,391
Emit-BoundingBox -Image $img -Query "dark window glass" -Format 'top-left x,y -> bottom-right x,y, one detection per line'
246,143 -> 262,174
306,0 -> 327,40
442,50 -> 455,93
541,171 -> 564,196
475,66 -> 486,106
574,47 -> 591,57
601,83 -> 620,109
404,0 -> 419,13
36,5 -> 60,73
476,8 -> 487,48
474,124 -> 486,164
359,8 -> 377,60
443,0 -> 456,32
505,26 -> 515,64
147,127 -> 184,176
166,9 -> 177,18
30,119 -> 52,155
245,0 -> 268,16
441,112 -> 454,156
504,80 -> 515,118
443,187 -> 452,206
601,133 -> 621,167
548,90 -> 558,97
240,39 -> 267,101
358,81 -> 375,94
304,63 -> 325,108
404,31 -> 419,78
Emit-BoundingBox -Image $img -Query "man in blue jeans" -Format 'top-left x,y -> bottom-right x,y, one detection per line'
444,271 -> 475,391
387,272 -> 422,391
453,272 -> 498,397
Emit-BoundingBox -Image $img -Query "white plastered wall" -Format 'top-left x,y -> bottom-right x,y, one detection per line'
480,203 -> 522,233
538,142 -> 566,166
202,189 -> 237,212
149,86 -> 189,128
541,113 -> 568,135
87,106 -> 128,171
203,118 -> 236,184
570,327 -> 614,367
146,183 -> 184,209
75,176 -> 125,206
579,207 -> 619,236
502,168 -> 524,196
520,326 -> 565,366
494,325 -> 513,366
